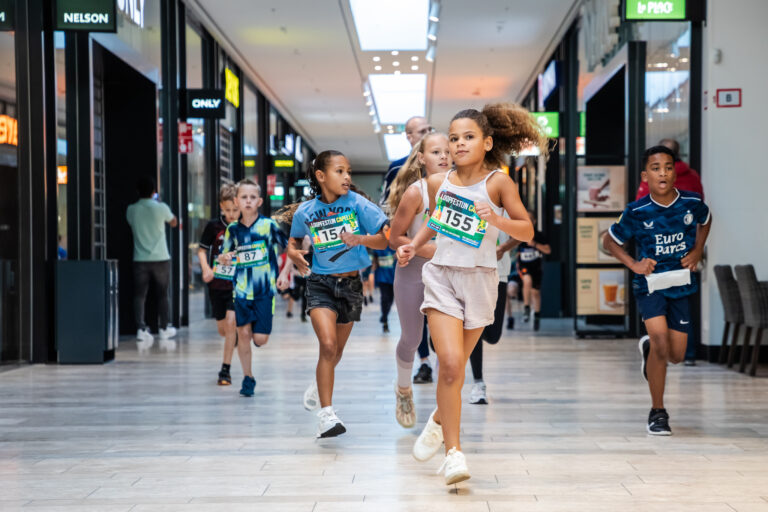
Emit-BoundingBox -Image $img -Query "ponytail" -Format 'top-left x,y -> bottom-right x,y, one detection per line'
451,103 -> 549,169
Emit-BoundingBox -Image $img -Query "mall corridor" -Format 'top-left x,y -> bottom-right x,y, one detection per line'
2,301 -> 768,511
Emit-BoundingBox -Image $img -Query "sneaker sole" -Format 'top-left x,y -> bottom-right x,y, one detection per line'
318,423 -> 346,438
303,399 -> 320,411
445,471 -> 471,485
646,426 -> 672,436
218,380 -> 231,386
469,398 -> 488,405
638,336 -> 650,382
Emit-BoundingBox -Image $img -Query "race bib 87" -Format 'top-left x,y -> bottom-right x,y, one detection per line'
309,211 -> 361,253
427,190 -> 486,248
237,241 -> 269,268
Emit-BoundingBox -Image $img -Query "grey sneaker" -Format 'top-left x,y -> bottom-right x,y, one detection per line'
469,382 -> 487,405
395,386 -> 416,428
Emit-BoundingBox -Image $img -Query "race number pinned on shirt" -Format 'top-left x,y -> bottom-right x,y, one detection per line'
378,255 -> 395,268
213,261 -> 236,280
237,241 -> 269,268
427,190 -> 486,248
309,211 -> 361,253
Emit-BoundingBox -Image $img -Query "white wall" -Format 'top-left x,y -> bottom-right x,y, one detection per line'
700,0 -> 768,347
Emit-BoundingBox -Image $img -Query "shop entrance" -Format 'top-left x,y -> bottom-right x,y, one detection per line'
95,44 -> 160,336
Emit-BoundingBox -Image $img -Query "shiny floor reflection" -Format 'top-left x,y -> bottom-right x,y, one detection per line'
1,295 -> 768,511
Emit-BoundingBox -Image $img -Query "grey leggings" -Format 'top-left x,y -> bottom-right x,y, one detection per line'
394,256 -> 428,369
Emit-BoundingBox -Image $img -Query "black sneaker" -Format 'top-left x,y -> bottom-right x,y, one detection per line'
369,295 -> 374,304
506,317 -> 515,330
523,306 -> 531,322
647,408 -> 672,436
533,316 -> 540,331
363,296 -> 368,306
286,311 -> 293,318
382,322 -> 390,333
301,314 -> 307,323
638,335 -> 650,382
217,367 -> 232,386
413,363 -> 433,384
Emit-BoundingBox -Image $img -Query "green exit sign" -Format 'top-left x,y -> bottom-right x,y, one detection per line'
532,112 -> 559,139
625,0 -> 686,20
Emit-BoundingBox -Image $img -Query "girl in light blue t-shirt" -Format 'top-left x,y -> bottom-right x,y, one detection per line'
285,150 -> 388,439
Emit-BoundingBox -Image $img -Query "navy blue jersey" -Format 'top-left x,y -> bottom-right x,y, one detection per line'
609,190 -> 710,298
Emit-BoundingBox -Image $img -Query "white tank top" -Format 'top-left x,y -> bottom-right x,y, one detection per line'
431,170 -> 504,269
406,178 -> 430,240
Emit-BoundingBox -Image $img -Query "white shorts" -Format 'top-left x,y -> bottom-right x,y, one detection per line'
420,262 -> 498,330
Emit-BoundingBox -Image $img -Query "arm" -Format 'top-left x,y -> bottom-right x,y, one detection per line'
680,215 -> 713,271
388,185 -> 436,258
602,233 -> 656,275
531,239 -> 551,256
276,256 -> 295,290
286,237 -> 310,276
197,248 -> 214,283
396,173 -> 444,266
496,237 -> 520,261
476,174 -> 534,242
168,216 -> 179,228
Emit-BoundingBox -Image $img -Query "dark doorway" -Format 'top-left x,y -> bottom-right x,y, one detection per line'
95,44 -> 160,336
0,163 -> 19,362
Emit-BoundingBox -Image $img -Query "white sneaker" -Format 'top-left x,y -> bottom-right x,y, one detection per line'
317,407 -> 346,438
159,326 -> 177,339
137,328 -> 154,343
395,385 -> 416,428
413,409 -> 444,461
437,447 -> 470,485
303,381 -> 320,411
469,382 -> 487,405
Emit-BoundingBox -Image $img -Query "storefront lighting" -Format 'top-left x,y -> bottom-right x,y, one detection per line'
349,0 -> 428,51
0,115 -> 18,146
374,65 -> 382,71
680,57 -> 689,63
244,160 -> 256,168
57,166 -> 68,185
427,23 -> 438,42
391,51 -> 399,56
425,45 -> 436,62
392,61 -> 400,67
365,98 -> 373,106
411,65 -> 418,71
411,56 -> 419,61
373,56 -> 381,62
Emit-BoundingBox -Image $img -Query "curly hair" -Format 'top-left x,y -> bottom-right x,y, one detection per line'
451,103 -> 549,169
385,133 -> 448,217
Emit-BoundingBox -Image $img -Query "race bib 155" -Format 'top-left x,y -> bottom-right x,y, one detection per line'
427,190 -> 486,248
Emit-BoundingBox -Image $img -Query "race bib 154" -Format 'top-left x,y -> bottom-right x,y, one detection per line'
427,190 -> 486,248
309,211 -> 361,253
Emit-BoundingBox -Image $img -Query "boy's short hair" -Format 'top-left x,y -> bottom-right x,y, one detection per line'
219,180 -> 236,202
137,176 -> 155,198
641,145 -> 676,170
236,178 -> 261,197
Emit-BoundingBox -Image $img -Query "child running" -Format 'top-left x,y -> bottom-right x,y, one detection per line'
388,132 -> 450,428
218,178 -> 287,397
372,247 -> 396,333
286,150 -> 389,438
604,145 -> 711,435
197,182 -> 240,385
397,104 -> 547,485
517,211 -> 551,331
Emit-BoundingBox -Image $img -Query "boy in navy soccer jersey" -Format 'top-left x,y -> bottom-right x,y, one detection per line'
218,178 -> 287,397
604,146 -> 712,435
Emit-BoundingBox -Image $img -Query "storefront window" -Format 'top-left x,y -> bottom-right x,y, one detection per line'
186,24 -> 208,293
243,85 -> 258,178
637,22 -> 691,159
0,31 -> 20,362
54,32 -> 67,260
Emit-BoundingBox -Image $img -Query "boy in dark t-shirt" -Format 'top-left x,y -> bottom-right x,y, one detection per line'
604,145 -> 712,436
517,212 -> 551,331
197,183 -> 240,386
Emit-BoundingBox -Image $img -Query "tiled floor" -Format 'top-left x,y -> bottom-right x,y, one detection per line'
2,295 -> 768,511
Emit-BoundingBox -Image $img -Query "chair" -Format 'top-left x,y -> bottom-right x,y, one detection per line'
713,265 -> 744,366
734,265 -> 768,376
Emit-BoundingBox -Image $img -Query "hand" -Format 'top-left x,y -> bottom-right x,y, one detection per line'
631,258 -> 657,276
396,244 -> 415,267
474,201 -> 497,224
276,273 -> 290,290
202,267 -> 214,283
681,248 -> 703,271
340,231 -> 361,248
218,252 -> 234,266
287,248 -> 310,276
496,246 -> 504,261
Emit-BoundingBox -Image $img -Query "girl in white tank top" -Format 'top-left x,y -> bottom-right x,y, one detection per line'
388,133 -> 450,429
395,104 -> 549,486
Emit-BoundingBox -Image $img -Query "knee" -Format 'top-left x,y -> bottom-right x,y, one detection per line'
254,337 -> 268,347
439,358 -> 463,385
649,334 -> 669,359
318,340 -> 337,360
217,325 -> 227,338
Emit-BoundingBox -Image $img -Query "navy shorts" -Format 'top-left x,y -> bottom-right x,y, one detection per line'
306,273 -> 363,324
234,296 -> 275,333
636,292 -> 691,334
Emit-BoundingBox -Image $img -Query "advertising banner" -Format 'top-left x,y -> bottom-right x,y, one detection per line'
576,268 -> 627,316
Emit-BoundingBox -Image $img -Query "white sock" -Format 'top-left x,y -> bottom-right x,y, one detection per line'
320,405 -> 333,414
396,361 -> 413,389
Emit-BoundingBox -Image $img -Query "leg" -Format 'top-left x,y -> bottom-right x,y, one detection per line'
531,289 -> 542,314
482,281 -> 507,345
667,329 -> 689,364
644,316 -> 672,409
380,283 -> 394,323
427,309 -> 483,453
417,320 -> 430,360
394,264 -> 427,388
310,308 -> 352,407
218,312 -> 237,365
153,261 -> 171,328
506,281 -> 519,316
469,339 -> 483,381
237,324 -> 254,377
522,274 -> 533,309
133,262 -> 151,331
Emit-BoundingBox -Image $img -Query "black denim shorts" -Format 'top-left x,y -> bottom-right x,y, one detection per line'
306,273 -> 364,324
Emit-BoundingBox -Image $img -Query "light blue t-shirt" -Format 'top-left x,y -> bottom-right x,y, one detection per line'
290,191 -> 388,275
126,198 -> 175,262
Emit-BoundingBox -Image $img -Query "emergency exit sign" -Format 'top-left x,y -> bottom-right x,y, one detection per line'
626,1 -> 686,20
